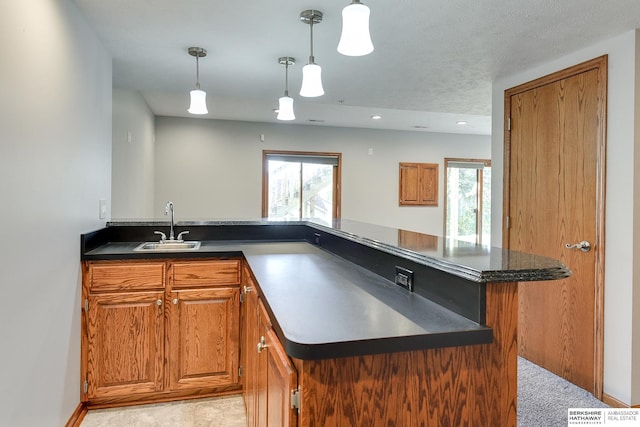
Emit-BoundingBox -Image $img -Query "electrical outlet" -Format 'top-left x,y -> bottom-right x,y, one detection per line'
395,266 -> 414,292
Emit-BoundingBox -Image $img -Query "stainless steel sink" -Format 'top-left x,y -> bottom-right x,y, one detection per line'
134,241 -> 201,252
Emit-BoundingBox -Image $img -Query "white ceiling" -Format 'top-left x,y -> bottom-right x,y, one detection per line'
73,0 -> 640,135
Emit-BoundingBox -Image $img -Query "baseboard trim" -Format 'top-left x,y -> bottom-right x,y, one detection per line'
602,393 -> 629,408
65,402 -> 88,427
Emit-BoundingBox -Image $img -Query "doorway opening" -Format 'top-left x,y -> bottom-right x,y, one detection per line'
261,150 -> 341,222
444,158 -> 491,245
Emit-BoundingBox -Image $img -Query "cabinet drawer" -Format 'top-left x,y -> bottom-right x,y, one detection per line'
171,259 -> 241,288
88,262 -> 166,292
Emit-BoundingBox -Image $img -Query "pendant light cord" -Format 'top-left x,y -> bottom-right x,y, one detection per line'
195,54 -> 201,90
284,61 -> 289,96
309,19 -> 315,64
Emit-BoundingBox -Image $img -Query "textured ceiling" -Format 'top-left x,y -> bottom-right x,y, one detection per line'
73,0 -> 640,135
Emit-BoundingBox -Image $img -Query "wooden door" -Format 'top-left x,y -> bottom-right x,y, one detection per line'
168,287 -> 240,390
242,273 -> 259,427
504,56 -> 607,395
255,300 -> 270,427
265,328 -> 298,427
86,292 -> 164,399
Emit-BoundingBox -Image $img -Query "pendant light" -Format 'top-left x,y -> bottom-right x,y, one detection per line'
187,47 -> 208,115
277,57 -> 295,121
299,10 -> 324,97
337,0 -> 374,56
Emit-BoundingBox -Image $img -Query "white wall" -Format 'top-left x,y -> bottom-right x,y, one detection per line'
0,0 -> 112,425
491,30 -> 640,405
112,89 -> 155,218
151,117 -> 491,235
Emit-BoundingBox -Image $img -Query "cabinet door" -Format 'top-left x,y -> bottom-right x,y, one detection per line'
168,287 -> 240,390
256,300 -> 271,427
265,328 -> 298,427
242,274 -> 259,427
418,163 -> 438,205
85,292 -> 164,399
399,163 -> 421,205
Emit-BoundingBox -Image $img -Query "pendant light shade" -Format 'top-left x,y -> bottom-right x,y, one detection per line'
277,57 -> 295,121
188,89 -> 208,115
337,1 -> 373,56
277,96 -> 295,121
300,10 -> 324,98
300,63 -> 324,97
187,47 -> 208,115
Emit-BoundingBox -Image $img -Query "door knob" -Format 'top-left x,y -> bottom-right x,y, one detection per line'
565,240 -> 591,252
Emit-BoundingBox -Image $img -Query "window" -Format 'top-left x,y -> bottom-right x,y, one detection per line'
262,150 -> 341,222
444,158 -> 491,245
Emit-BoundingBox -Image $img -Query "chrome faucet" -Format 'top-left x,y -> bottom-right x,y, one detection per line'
155,201 -> 189,243
165,201 -> 175,241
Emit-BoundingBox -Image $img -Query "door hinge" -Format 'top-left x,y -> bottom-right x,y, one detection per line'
84,299 -> 89,312
507,117 -> 511,131
291,387 -> 301,411
240,292 -> 244,303
506,216 -> 511,229
238,366 -> 243,377
84,380 -> 88,394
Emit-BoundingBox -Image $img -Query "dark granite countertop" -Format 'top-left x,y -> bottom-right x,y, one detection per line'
99,218 -> 572,283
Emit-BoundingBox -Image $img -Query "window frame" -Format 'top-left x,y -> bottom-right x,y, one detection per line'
261,150 -> 342,220
443,158 -> 491,245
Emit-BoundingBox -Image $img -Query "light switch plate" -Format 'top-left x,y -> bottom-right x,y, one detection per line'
99,199 -> 107,219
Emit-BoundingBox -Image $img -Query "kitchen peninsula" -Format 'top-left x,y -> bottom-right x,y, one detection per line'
80,219 -> 570,426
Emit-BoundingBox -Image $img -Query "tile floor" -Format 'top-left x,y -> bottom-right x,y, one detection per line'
80,395 -> 247,427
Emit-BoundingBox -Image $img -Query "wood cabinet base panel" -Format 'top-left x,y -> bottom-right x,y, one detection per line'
84,386 -> 242,410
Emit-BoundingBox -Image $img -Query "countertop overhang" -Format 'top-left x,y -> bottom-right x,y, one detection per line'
85,219 -> 572,283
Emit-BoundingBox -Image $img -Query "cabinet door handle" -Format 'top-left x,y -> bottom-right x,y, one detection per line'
157,299 -> 163,306
173,298 -> 178,305
257,336 -> 267,353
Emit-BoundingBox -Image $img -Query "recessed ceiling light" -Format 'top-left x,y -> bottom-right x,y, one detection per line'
371,115 -> 382,120
456,120 -> 468,125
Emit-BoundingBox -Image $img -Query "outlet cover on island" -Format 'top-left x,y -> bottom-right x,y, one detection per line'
99,199 -> 107,219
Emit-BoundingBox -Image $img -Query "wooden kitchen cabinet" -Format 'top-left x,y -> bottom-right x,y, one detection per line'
85,291 -> 164,400
264,327 -> 297,427
82,258 -> 242,406
242,268 -> 259,427
168,287 -> 240,391
242,271 -> 297,427
399,162 -> 439,206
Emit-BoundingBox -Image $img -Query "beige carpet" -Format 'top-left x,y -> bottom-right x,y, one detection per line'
81,395 -> 247,427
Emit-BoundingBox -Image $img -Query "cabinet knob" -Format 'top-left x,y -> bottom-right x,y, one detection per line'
157,299 -> 163,306
257,336 -> 267,353
173,298 -> 178,305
